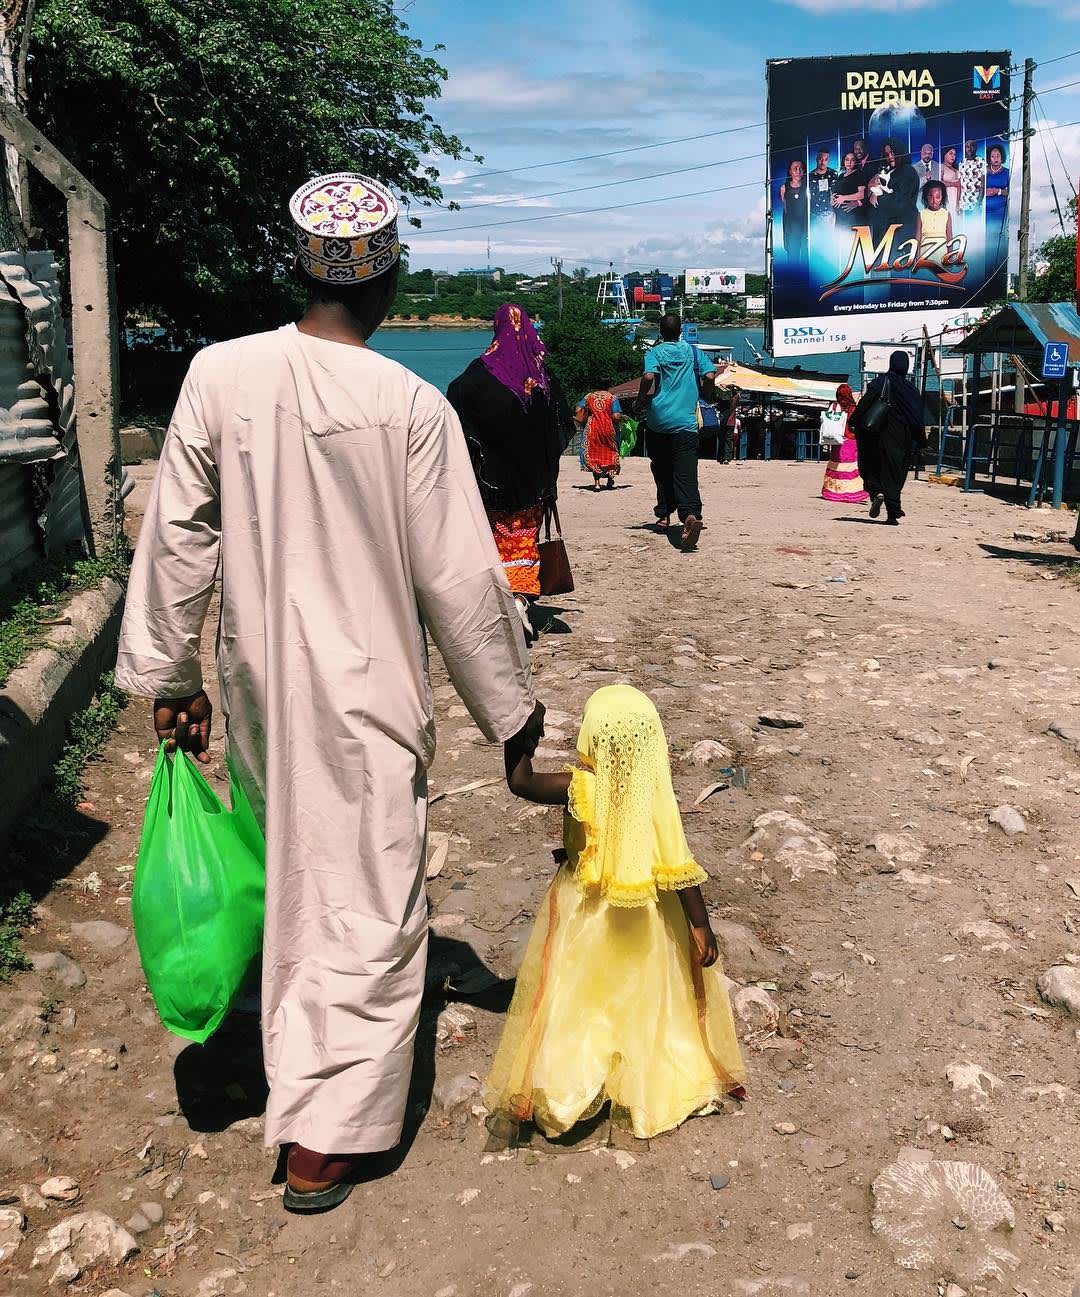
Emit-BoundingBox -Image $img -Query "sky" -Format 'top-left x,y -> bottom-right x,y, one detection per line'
399,0 -> 1080,277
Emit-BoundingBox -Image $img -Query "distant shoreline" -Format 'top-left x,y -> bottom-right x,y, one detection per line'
382,317 -> 491,329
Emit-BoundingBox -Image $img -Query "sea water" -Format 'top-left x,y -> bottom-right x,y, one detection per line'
370,326 -> 862,394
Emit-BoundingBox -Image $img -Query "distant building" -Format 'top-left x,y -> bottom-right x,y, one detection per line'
621,272 -> 673,301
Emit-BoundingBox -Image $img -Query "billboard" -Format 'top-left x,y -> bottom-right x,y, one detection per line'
685,268 -> 746,296
766,52 -> 1010,357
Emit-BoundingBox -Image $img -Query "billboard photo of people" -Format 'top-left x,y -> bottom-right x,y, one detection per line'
766,52 -> 1010,356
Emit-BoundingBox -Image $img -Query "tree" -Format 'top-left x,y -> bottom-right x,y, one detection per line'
541,297 -> 640,404
1030,198 -> 1077,304
27,0 -> 471,342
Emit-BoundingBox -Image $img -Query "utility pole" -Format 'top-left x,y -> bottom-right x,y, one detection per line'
551,255 -> 564,318
1017,57 -> 1035,302
1015,57 -> 1035,414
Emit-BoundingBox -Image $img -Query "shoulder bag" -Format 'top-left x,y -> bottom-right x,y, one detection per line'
696,400 -> 722,434
538,499 -> 574,596
860,377 -> 891,434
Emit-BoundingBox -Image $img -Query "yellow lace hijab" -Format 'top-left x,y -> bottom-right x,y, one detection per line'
566,685 -> 706,907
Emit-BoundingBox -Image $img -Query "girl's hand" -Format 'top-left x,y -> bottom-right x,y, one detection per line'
690,923 -> 719,968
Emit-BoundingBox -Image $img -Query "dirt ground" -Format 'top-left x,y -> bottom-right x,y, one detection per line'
3,455 -> 1080,1297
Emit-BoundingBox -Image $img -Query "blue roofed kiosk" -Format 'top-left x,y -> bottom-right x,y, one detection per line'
948,302 -> 1080,511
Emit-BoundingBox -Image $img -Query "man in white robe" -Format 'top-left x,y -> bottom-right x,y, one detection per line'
115,175 -> 542,1212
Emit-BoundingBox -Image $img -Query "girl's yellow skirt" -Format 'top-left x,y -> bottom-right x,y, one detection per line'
484,866 -> 746,1140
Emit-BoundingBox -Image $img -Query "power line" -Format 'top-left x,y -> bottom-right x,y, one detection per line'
1032,97 -> 1070,232
447,81 -> 1080,217
1032,92 -> 1079,199
413,102 -> 1078,238
440,50 -> 1080,184
410,73 -> 1080,243
410,178 -> 760,236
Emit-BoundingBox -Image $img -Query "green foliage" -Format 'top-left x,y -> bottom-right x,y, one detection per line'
0,892 -> 33,982
1030,199 -> 1078,304
0,672 -> 128,977
29,0 -> 470,343
541,298 -> 640,405
0,548 -> 129,688
51,673 -> 127,806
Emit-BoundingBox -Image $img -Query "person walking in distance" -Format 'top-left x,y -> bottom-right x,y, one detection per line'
115,174 -> 545,1213
638,314 -> 717,551
851,351 -> 927,526
447,304 -> 574,645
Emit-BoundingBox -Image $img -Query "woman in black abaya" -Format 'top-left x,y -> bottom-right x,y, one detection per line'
852,351 -> 926,525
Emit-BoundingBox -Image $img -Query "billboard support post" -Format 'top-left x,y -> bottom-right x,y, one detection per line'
1050,377 -> 1071,509
963,350 -> 984,493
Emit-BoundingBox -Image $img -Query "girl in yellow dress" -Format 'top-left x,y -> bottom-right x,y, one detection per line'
917,179 -> 952,259
485,684 -> 746,1140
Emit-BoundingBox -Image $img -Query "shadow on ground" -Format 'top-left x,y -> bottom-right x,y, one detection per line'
531,602 -> 576,636
173,933 -> 513,1185
978,543 -> 1080,568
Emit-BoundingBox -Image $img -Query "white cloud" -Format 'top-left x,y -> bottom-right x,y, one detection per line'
1027,115 -> 1080,248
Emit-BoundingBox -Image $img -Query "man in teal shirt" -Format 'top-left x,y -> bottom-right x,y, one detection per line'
638,314 -> 716,551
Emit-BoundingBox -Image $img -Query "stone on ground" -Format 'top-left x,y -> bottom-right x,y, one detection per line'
1049,719 -> 1080,747
759,712 -> 803,729
743,810 -> 838,880
988,805 -> 1026,836
713,921 -> 779,982
871,1158 -> 1018,1281
194,1268 -> 240,1297
872,832 -> 925,865
1037,965 -> 1080,1017
688,739 -> 733,766
951,920 -> 1013,952
945,1061 -> 1002,1106
30,952 -> 87,990
67,920 -> 129,949
0,1207 -> 25,1262
433,1073 -> 482,1111
30,1211 -> 139,1271
40,1176 -> 79,1203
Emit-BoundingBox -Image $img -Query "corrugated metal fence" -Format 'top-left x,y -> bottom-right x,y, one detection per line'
0,249 -> 87,588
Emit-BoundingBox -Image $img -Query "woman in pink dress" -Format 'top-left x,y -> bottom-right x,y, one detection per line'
820,383 -> 869,504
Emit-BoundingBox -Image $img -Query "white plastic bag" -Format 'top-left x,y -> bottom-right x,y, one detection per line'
819,404 -> 847,449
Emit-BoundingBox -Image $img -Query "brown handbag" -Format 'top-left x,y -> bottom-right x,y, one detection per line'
538,499 -> 574,596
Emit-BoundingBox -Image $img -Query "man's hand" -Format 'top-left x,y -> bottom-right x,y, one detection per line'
505,701 -> 545,762
690,923 -> 719,969
153,690 -> 213,764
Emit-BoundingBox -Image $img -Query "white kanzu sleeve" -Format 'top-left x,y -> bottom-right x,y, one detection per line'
114,356 -> 221,700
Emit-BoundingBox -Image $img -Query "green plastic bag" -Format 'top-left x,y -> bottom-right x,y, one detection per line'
133,745 -> 265,1044
619,416 -> 640,459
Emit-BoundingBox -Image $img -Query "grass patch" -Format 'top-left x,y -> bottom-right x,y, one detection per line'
0,672 -> 128,980
0,547 -> 128,688
0,892 -> 34,981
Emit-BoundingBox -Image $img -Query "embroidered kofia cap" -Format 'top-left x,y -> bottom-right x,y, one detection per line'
289,173 -> 400,284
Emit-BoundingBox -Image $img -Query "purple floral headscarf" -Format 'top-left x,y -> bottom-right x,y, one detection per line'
481,303 -> 551,407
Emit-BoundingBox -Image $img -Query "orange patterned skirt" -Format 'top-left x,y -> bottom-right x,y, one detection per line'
488,505 -> 543,596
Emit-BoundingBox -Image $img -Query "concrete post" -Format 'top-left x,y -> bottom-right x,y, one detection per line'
0,101 -> 120,556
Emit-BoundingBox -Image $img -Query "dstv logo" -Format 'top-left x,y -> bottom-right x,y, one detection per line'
973,64 -> 1001,92
784,326 -> 826,337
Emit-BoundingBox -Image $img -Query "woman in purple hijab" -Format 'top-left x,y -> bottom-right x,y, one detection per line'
448,304 -> 573,644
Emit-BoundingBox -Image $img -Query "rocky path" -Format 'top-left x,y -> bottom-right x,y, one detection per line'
2,457 -> 1079,1297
